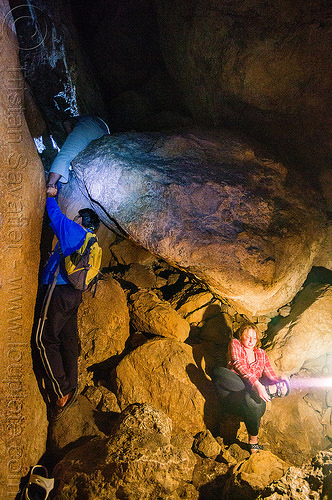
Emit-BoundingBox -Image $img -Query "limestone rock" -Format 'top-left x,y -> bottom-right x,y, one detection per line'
192,457 -> 229,498
169,283 -> 202,310
96,387 -> 121,413
112,402 -> 173,440
156,1 -> 332,177
277,305 -> 292,317
71,129 -> 326,316
214,437 -> 238,466
77,354 -> 93,393
84,386 -> 121,413
223,450 -> 289,499
259,450 -> 332,499
47,396 -> 105,454
123,263 -> 157,289
312,222 -> 332,271
177,291 -> 215,315
52,403 -> 198,500
94,223 -> 117,269
0,3 -> 47,495
78,276 -> 130,367
113,338 -> 218,435
110,238 -> 158,267
177,292 -> 217,325
258,468 -> 313,499
129,289 -> 190,342
266,283 -> 332,374
192,430 -> 221,459
260,392 -> 331,466
83,386 -> 104,408
227,442 -> 250,464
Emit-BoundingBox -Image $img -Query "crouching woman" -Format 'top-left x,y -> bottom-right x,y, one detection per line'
213,322 -> 289,453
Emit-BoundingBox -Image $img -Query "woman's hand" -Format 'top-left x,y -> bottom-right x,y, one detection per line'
278,374 -> 290,384
252,380 -> 271,402
277,375 -> 290,396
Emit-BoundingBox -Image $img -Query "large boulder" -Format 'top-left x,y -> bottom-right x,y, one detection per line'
0,3 -> 47,496
70,129 -> 326,316
113,338 -> 218,435
78,276 -> 130,368
261,450 -> 332,499
129,289 -> 190,342
260,392 -> 331,466
52,403 -> 198,500
223,450 -> 289,500
265,283 -> 332,375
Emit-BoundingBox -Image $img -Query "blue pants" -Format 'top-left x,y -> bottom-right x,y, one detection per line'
50,115 -> 109,183
213,366 -> 266,436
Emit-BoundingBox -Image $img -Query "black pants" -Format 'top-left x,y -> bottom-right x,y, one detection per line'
213,366 -> 266,436
33,284 -> 82,404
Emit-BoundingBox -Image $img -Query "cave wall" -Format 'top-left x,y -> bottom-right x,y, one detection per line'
154,0 -> 332,181
1,1 -> 331,495
0,2 -> 47,497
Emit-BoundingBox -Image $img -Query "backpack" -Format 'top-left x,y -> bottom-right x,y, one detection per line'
62,231 -> 102,291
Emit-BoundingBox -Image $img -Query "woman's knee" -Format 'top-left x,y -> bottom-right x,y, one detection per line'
212,367 -> 246,392
244,392 -> 266,414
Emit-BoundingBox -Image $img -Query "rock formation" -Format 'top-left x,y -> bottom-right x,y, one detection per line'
52,403 -> 198,500
129,289 -> 190,342
155,0 -> 332,177
46,400 -> 332,499
266,283 -> 332,375
70,129 -> 326,316
78,276 -> 130,369
3,1 -> 332,498
223,450 -> 289,500
38,235 -> 331,484
0,2 -> 47,497
113,338 -> 214,435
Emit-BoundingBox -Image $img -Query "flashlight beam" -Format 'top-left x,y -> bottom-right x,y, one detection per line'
290,377 -> 332,390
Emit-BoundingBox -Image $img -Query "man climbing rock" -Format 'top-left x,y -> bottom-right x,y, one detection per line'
33,184 -> 101,421
33,114 -> 106,421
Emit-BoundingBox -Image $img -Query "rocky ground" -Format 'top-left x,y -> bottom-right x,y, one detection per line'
35,231 -> 332,499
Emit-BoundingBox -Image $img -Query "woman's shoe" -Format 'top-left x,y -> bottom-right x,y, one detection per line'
248,443 -> 264,454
